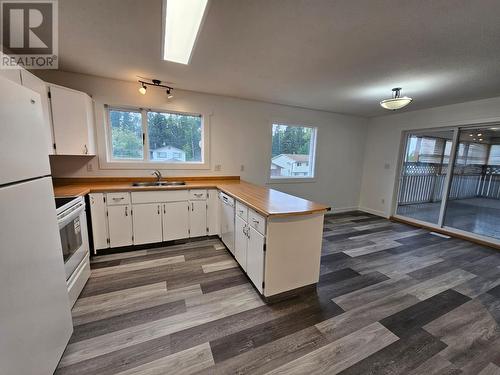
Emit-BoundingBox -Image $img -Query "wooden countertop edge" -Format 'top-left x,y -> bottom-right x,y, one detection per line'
53,179 -> 331,218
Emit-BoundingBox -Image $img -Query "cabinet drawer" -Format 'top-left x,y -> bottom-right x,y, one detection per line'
236,201 -> 248,221
106,192 -> 130,205
248,209 -> 266,235
189,189 -> 207,200
131,190 -> 189,204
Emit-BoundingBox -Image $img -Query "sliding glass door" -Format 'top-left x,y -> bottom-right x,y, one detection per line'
396,129 -> 454,224
395,125 -> 500,243
443,126 -> 500,239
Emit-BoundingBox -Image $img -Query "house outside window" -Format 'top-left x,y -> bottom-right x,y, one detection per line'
270,123 -> 317,179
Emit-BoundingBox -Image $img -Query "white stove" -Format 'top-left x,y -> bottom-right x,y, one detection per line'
55,196 -> 91,307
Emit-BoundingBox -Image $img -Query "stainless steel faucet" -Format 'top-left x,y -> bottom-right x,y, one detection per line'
152,169 -> 162,182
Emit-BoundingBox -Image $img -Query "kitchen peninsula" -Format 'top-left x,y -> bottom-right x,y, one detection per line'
54,177 -> 330,299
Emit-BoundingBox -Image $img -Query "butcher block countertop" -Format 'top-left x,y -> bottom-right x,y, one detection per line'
53,176 -> 330,218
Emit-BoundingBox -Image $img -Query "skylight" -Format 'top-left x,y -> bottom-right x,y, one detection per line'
162,0 -> 209,64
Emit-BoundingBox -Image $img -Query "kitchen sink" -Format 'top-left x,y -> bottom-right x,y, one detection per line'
131,181 -> 186,187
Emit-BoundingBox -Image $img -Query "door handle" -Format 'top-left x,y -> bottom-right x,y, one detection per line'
84,144 -> 88,154
157,205 -> 160,214
191,202 -> 194,211
112,197 -> 124,201
163,204 -> 166,214
125,206 -> 128,216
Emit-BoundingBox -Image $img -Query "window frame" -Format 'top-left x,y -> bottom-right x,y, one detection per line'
268,122 -> 318,183
102,105 -> 210,170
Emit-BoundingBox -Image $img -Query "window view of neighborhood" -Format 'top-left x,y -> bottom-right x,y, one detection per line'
109,109 -> 143,159
270,123 -> 316,178
108,109 -> 202,163
147,111 -> 202,162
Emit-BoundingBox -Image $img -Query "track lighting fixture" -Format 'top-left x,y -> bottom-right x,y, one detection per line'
137,78 -> 174,99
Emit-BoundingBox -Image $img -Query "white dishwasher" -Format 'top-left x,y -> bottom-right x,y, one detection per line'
219,192 -> 235,255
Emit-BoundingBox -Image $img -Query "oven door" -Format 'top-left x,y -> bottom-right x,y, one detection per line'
58,202 -> 87,280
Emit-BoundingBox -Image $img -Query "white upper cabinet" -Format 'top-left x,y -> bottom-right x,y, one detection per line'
0,69 -> 21,84
20,70 -> 54,155
49,84 -> 96,155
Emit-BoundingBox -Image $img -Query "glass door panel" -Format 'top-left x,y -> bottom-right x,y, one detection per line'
443,126 -> 500,239
396,130 -> 454,224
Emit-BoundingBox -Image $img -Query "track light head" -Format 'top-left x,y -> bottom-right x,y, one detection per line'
139,83 -> 147,95
166,88 -> 174,99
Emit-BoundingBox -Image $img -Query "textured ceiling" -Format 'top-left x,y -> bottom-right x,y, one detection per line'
57,0 -> 500,117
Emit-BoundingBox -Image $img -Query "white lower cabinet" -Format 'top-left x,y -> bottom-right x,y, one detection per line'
207,189 -> 220,236
247,226 -> 265,293
233,201 -> 266,293
133,203 -> 162,245
163,201 -> 190,241
89,190 -> 213,250
107,204 -> 133,248
235,216 -> 248,271
89,193 -> 108,251
189,200 -> 207,237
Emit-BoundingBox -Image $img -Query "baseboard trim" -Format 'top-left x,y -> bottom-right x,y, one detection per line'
325,206 -> 360,215
358,206 -> 388,218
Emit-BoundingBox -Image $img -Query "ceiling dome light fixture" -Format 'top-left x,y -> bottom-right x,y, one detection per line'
380,87 -> 413,111
137,78 -> 174,99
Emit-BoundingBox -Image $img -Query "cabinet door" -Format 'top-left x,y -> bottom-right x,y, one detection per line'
189,200 -> 207,237
107,205 -> 133,248
207,189 -> 220,236
89,193 -> 108,252
132,203 -> 162,245
235,216 -> 248,271
0,69 -> 21,84
20,70 -> 54,155
49,84 -> 94,155
247,227 -> 265,293
163,201 -> 189,241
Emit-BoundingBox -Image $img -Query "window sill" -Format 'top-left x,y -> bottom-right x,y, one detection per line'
267,177 -> 317,184
99,159 -> 211,170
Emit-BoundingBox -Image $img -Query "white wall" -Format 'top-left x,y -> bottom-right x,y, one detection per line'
359,96 -> 500,217
36,70 -> 368,211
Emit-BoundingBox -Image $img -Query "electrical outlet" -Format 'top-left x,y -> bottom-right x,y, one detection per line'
87,162 -> 93,172
214,164 -> 222,171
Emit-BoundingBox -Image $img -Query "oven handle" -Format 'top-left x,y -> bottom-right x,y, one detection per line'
58,202 -> 85,228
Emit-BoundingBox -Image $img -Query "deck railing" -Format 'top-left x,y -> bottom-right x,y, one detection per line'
398,163 -> 500,205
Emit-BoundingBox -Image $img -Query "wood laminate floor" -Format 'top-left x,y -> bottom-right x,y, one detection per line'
56,212 -> 500,375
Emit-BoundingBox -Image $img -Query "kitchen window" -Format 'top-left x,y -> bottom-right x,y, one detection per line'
105,107 -> 208,169
270,123 -> 317,180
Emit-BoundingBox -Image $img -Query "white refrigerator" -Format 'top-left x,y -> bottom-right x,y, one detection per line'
0,76 -> 73,374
